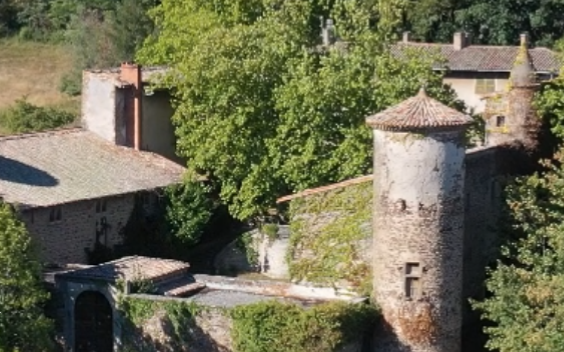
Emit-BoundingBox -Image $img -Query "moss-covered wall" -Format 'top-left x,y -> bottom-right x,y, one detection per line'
287,181 -> 372,295
119,294 -> 232,352
118,294 -> 377,352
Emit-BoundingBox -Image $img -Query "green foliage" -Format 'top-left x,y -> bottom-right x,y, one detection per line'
473,149 -> 564,352
261,223 -> 279,242
138,0 -> 465,220
0,203 -> 53,351
0,98 -> 75,133
534,77 -> 564,141
59,0 -> 158,95
230,300 -> 378,352
236,231 -> 259,268
399,0 -> 564,47
287,181 -> 372,294
164,180 -> 217,246
119,295 -> 206,351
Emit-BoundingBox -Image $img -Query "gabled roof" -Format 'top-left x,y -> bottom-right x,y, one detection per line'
390,43 -> 560,74
0,128 -> 185,208
277,175 -> 373,203
57,256 -> 190,283
365,88 -> 473,131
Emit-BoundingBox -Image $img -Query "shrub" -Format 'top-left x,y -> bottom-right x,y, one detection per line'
230,300 -> 378,352
0,98 -> 75,133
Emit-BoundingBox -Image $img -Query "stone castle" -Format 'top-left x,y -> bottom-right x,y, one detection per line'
214,37 -> 545,352
11,33 -> 545,351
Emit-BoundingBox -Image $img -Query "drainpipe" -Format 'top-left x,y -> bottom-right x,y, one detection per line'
120,62 -> 142,150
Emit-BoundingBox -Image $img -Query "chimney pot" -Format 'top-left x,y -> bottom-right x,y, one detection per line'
321,18 -> 336,46
520,32 -> 529,47
453,32 -> 469,50
402,31 -> 412,43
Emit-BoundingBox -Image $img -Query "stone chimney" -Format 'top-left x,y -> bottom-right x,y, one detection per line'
453,32 -> 469,50
321,18 -> 336,46
402,31 -> 412,43
520,32 -> 529,48
120,62 -> 142,150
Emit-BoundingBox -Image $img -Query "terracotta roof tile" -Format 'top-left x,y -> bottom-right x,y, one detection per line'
365,89 -> 473,130
390,43 -> 560,73
0,128 -> 185,208
277,175 -> 373,203
57,256 -> 190,282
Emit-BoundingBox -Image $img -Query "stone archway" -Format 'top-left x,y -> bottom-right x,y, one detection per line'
74,291 -> 113,352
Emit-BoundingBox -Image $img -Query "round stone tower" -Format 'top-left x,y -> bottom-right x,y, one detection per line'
485,33 -> 540,149
366,88 -> 473,352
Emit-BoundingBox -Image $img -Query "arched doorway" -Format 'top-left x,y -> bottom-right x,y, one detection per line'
74,291 -> 113,352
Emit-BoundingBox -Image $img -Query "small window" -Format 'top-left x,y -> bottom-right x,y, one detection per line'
49,207 -> 62,223
95,199 -> 107,213
405,262 -> 420,275
398,199 -> 407,211
405,262 -> 422,299
475,79 -> 496,94
495,115 -> 505,127
406,277 -> 422,298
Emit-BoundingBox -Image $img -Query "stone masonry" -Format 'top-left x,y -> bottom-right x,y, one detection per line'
366,89 -> 473,352
21,194 -> 135,264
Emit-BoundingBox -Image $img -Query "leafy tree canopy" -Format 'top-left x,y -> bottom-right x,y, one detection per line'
473,149 -> 564,352
0,203 -> 52,350
138,0 -> 466,220
401,0 -> 564,47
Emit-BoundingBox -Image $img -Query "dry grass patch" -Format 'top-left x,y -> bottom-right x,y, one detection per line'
0,38 -> 79,112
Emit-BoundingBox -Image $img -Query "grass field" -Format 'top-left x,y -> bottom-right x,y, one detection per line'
0,38 -> 80,114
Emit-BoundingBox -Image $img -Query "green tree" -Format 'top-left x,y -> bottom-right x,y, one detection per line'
139,0 -> 464,219
534,75 -> 564,141
0,203 -> 52,350
60,0 -> 158,95
138,0 -> 465,220
164,179 -> 217,246
473,150 -> 564,352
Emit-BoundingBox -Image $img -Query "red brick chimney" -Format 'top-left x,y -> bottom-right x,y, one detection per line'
120,62 -> 142,150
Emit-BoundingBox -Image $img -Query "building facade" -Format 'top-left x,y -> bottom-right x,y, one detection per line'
0,63 -> 185,265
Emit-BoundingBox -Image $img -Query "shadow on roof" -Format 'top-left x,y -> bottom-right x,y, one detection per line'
0,156 -> 58,187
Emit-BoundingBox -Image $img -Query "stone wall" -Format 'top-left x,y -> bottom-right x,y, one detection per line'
462,146 -> 501,301
120,293 -> 365,352
21,194 -> 136,264
82,72 -> 126,146
213,226 -> 291,279
122,295 -> 232,352
142,91 -> 178,162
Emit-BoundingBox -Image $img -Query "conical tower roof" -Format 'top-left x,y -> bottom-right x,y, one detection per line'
510,41 -> 536,87
365,88 -> 473,131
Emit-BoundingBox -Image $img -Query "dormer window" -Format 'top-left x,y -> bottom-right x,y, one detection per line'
496,115 -> 506,127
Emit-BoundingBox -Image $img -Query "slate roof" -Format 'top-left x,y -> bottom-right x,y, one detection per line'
390,43 -> 560,74
57,256 -> 190,283
365,88 -> 473,130
0,128 -> 185,208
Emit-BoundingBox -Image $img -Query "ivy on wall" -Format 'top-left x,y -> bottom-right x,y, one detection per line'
118,294 -> 378,352
118,295 -> 206,351
287,181 -> 372,295
230,300 -> 377,352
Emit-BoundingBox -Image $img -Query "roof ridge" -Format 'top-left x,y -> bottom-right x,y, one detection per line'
395,42 -> 555,52
0,127 -> 83,142
277,175 -> 373,203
